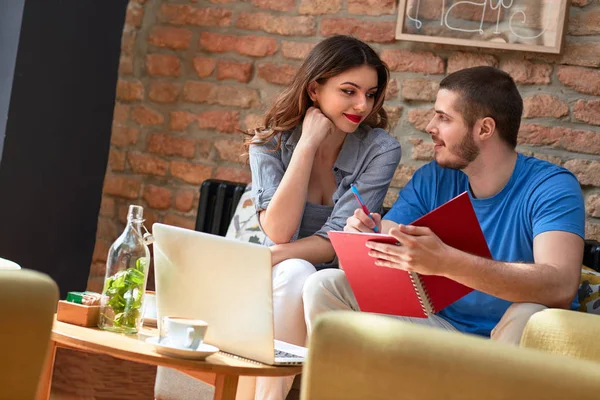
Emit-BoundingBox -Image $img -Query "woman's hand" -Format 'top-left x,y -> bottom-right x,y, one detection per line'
299,107 -> 334,151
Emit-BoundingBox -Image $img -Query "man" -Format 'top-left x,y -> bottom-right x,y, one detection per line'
303,66 -> 585,344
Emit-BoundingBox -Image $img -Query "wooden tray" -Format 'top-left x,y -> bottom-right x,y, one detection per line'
56,300 -> 100,327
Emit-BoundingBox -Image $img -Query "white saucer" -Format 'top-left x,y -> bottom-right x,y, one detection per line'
146,337 -> 219,360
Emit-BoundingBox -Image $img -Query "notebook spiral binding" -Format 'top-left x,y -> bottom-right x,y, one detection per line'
408,272 -> 435,315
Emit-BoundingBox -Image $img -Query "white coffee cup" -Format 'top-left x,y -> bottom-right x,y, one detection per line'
159,316 -> 208,350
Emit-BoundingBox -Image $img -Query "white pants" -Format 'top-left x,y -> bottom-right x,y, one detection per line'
237,259 -> 316,400
302,269 -> 548,346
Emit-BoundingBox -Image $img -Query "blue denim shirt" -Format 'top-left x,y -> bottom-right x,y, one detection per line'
249,124 -> 401,245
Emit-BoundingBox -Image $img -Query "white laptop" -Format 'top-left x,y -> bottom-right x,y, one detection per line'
152,223 -> 306,365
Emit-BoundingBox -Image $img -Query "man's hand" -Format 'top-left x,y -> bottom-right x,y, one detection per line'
365,224 -> 455,276
344,208 -> 382,233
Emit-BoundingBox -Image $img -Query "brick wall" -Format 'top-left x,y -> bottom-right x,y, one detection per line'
88,0 -> 600,290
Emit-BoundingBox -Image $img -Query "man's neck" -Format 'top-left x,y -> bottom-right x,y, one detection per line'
463,147 -> 518,199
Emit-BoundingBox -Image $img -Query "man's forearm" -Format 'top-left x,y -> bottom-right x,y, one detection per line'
444,249 -> 579,308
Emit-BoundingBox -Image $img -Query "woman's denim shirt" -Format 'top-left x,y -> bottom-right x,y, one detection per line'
249,123 -> 401,245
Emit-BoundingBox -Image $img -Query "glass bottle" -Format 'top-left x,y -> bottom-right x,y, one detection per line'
98,205 -> 151,334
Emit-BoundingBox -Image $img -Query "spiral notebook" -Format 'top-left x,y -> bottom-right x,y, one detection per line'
328,192 -> 492,318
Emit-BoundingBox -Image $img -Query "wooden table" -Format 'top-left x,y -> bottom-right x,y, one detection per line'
39,319 -> 302,400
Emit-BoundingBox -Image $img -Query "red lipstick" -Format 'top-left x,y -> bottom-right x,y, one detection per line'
344,114 -> 361,124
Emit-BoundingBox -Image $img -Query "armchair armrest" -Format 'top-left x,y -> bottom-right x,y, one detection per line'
302,311 -> 600,400
521,308 -> 600,363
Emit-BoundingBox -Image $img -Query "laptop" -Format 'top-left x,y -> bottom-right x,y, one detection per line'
152,223 -> 306,365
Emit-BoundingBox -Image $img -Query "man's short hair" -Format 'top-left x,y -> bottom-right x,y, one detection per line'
439,66 -> 523,149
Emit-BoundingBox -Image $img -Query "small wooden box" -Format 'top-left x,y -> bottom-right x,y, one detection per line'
57,300 -> 101,327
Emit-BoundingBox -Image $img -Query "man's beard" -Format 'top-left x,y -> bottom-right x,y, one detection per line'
435,129 -> 480,170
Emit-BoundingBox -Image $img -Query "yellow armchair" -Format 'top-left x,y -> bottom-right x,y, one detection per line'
301,311 -> 600,400
0,269 -> 59,400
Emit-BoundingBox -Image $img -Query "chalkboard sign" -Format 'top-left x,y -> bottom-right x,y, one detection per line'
396,0 -> 569,54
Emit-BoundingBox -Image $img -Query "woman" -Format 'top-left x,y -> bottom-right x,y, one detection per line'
246,35 -> 401,399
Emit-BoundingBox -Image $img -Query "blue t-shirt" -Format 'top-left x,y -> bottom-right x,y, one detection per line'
384,154 -> 585,336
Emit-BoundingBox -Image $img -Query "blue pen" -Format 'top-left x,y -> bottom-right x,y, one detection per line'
350,183 -> 379,233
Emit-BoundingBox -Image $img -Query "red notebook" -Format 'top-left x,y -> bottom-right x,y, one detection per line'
328,192 -> 492,318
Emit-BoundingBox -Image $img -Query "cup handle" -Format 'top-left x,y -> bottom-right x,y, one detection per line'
186,327 -> 195,348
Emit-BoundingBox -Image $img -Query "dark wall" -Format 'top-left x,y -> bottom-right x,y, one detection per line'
0,0 -> 129,298
0,0 -> 25,160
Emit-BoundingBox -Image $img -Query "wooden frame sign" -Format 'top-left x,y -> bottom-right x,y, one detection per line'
395,0 -> 570,54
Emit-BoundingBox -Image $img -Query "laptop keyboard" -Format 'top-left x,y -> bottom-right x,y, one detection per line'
274,348 -> 303,359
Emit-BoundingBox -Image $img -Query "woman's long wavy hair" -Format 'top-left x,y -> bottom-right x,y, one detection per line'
244,35 -> 390,154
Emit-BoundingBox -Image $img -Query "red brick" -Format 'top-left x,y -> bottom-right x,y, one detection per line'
282,41 -> 316,60
214,167 -> 252,183
447,53 -> 498,74
197,140 -> 213,159
146,54 -> 180,77
199,32 -> 278,57
499,60 -> 552,85
569,10 -> 600,36
131,105 -> 164,126
143,185 -> 172,210
321,18 -> 395,43
99,196 -> 115,218
573,100 -> 600,126
108,149 -> 126,172
236,12 -> 316,36
197,110 -> 240,133
214,139 -> 244,163
169,111 -> 198,131
170,161 -> 213,184
127,153 -> 169,176
556,41 -> 600,68
163,214 -> 196,230
402,79 -> 439,101
587,194 -> 600,218
125,3 -> 144,28
217,60 -> 253,83
408,108 -> 435,131
103,175 -> 142,199
518,124 -> 600,156
92,239 -> 111,263
252,0 -> 295,11
182,81 -> 213,103
121,30 -> 136,56
409,138 -> 434,161
149,81 -> 180,103
587,221 -> 600,242
383,105 -> 403,129
391,165 -> 418,187
183,82 -> 260,108
116,79 -> 144,102
113,104 -> 129,124
86,276 -> 104,294
564,159 -> 600,187
174,190 -> 196,212
257,63 -> 298,86
299,0 -> 342,15
557,66 -> 600,96
385,79 -> 399,99
193,56 -> 217,78
244,114 -> 264,130
111,126 -> 139,147
159,4 -> 232,27
97,217 -> 118,240
119,56 -> 133,75
522,95 -> 569,119
381,49 -> 444,74
519,150 -> 563,166
147,133 -> 196,158
383,190 -> 398,209
148,27 -> 192,49
348,0 -> 395,15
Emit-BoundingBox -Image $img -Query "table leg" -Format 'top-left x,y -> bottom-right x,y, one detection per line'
213,374 -> 239,400
36,340 -> 57,400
